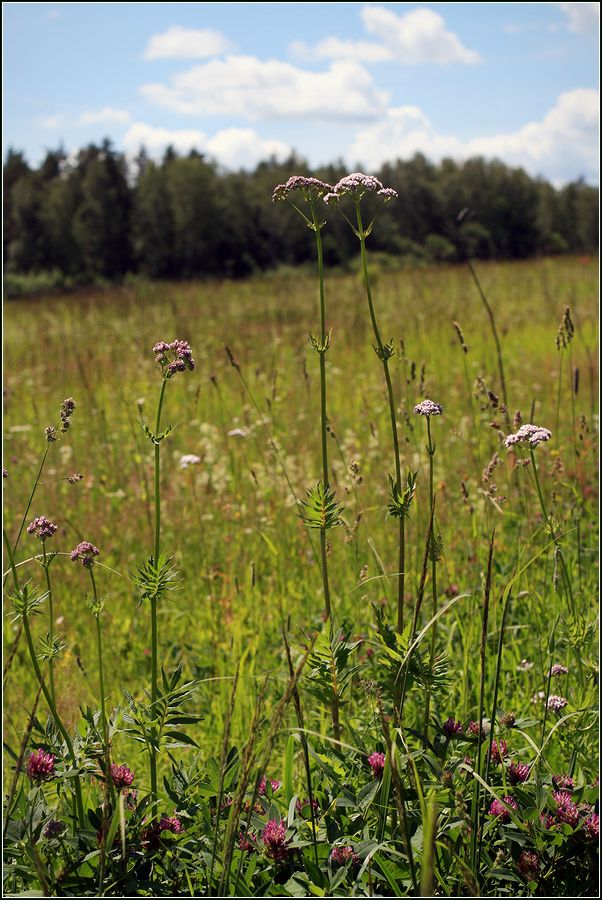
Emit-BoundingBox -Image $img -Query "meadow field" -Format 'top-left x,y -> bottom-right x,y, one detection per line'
2,252 -> 599,896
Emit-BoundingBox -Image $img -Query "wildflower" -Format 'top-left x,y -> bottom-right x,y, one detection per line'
179,454 -> 201,469
508,762 -> 531,785
489,739 -> 508,765
295,797 -> 319,816
517,850 -> 540,880
262,818 -> 290,860
159,815 -> 182,834
272,175 -> 333,203
26,749 -> 55,782
110,763 -> 135,790
323,172 -> 397,204
414,399 -> 443,417
500,713 -> 516,727
70,540 -> 99,567
517,659 -> 534,672
488,795 -> 518,823
555,800 -> 580,827
504,423 -> 552,449
546,695 -> 568,712
2,468 -> 7,478
43,819 -> 66,839
27,516 -> 58,540
239,831 -> 256,851
153,340 -> 195,377
45,426 -> 57,443
331,845 -> 360,866
60,397 -> 76,433
583,813 -> 599,841
549,663 -> 568,676
368,751 -> 386,778
441,770 -> 454,787
442,717 -> 463,738
552,774 -> 575,790
227,427 -> 248,437
258,776 -> 281,795
468,720 -> 490,741
68,473 -> 84,484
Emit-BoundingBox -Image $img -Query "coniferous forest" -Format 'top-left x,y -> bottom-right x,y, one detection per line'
3,140 -> 598,291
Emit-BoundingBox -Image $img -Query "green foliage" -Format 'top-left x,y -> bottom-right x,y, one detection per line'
132,554 -> 181,606
298,482 -> 344,530
304,624 -> 361,709
122,663 -> 203,753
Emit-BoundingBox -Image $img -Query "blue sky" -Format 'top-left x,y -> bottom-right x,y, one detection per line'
3,2 -> 599,184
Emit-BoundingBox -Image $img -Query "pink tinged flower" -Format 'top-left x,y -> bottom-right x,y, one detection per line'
323,172 -> 397,204
517,850 -> 540,879
272,176 -> 333,202
468,720 -> 490,742
110,763 -> 135,790
504,423 -> 552,449
153,339 -> 195,376
239,831 -> 256,852
552,790 -> 573,808
549,663 -> 568,676
556,802 -> 580,828
583,813 -> 599,841
159,815 -> 182,834
70,540 -> 99,567
552,774 -> 575,790
26,749 -> 55,782
508,762 -> 531,785
3,468 -> 7,478
262,818 -> 290,860
331,845 -> 360,866
546,695 -> 568,712
27,516 -> 58,540
368,751 -> 386,778
489,739 -> 508,765
295,797 -> 319,815
258,776 -> 281,795
442,717 -> 463,738
488,796 -> 518,823
414,399 -> 443,417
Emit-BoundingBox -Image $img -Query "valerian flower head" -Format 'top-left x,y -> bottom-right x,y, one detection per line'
26,749 -> 56,782
153,340 -> 195,377
549,663 -> 568,676
546,694 -> 568,712
323,172 -> 398,204
504,423 -> 552,449
70,540 -> 99,567
179,454 -> 201,469
272,175 -> 333,203
27,516 -> 58,540
414,399 -> 443,417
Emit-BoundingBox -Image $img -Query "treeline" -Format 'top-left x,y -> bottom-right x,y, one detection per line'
3,139 -> 599,284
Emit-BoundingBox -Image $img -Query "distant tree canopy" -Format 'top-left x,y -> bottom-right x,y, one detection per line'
3,139 -> 599,284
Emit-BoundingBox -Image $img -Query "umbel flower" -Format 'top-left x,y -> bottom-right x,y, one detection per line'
504,423 -> 552,448
414,399 -> 443,417
70,541 -> 99,567
27,516 -> 58,540
153,340 -> 195,377
272,175 -> 333,203
323,172 -> 398,204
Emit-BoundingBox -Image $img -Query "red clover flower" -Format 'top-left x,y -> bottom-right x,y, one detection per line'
442,717 -> 463,738
262,818 -> 290,860
488,795 -> 518,823
159,815 -> 183,834
517,850 -> 540,879
70,540 -> 99,567
552,774 -> 575,790
583,813 -> 599,841
110,763 -> 135,790
489,739 -> 508,765
508,762 -> 531,785
43,819 -> 66,839
258,776 -> 281,795
331,845 -> 360,866
26,749 -> 56,783
368,751 -> 386,778
27,516 -> 58,540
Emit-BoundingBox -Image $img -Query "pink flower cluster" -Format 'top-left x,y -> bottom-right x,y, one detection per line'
368,751 -> 386,778
272,176 -> 333,202
508,762 -> 531,785
27,516 -> 58,540
110,763 -> 135,790
323,172 -> 398,204
517,850 -> 540,880
70,540 -> 99,567
504,423 -> 552,449
489,739 -> 508,765
26,749 -> 56,782
258,776 -> 281,795
442,717 -> 463,738
331,845 -> 360,866
153,340 -> 195,377
488,795 -> 518,823
262,818 -> 290,860
414,399 -> 443,417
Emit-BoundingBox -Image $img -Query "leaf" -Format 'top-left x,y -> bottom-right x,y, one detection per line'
284,734 -> 295,806
298,482 -> 344,530
163,730 -> 199,747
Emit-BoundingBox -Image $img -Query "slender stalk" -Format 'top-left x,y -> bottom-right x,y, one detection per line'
150,376 -> 167,806
356,203 -> 405,632
423,415 -> 438,742
41,542 -> 56,706
9,445 -> 50,565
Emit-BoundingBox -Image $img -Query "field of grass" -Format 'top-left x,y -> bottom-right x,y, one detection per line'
3,254 -> 599,896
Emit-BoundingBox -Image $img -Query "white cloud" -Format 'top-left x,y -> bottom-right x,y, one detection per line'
78,107 -> 132,126
361,5 -> 482,65
289,36 -> 391,63
35,114 -> 64,129
144,26 -> 232,60
122,122 -> 292,170
140,55 -> 388,121
349,89 -> 599,183
554,2 -> 599,33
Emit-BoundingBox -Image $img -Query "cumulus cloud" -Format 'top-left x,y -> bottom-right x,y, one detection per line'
349,89 -> 599,183
140,55 -> 388,121
361,5 -> 481,65
144,25 -> 232,60
78,107 -> 132,126
289,36 -> 391,63
554,2 -> 599,33
122,122 -> 292,170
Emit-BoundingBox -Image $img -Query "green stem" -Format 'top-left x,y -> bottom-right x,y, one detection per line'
150,376 -> 167,808
42,543 -> 56,706
356,203 -> 404,631
466,260 -> 510,429
424,416 -> 437,742
10,445 -> 50,563
90,569 -> 109,896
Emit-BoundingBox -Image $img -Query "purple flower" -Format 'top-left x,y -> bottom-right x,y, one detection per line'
488,795 -> 518,823
508,762 -> 531,785
555,802 -> 580,827
159,815 -> 183,834
500,713 -> 516,727
552,774 -> 575,790
546,695 -> 568,712
70,540 -> 99,567
26,749 -> 55,783
368,751 -> 386,778
153,339 -> 195,377
262,818 -> 290,860
517,850 -> 540,879
2,468 -> 7,479
414,399 -> 443,417
110,763 -> 135,790
549,663 -> 568,676
323,172 -> 398,204
489,739 -> 508,765
258,776 -> 281,795
27,516 -> 58,540
468,720 -> 490,741
43,819 -> 66,839
552,790 -> 574,808
272,176 -> 333,203
583,813 -> 599,841
239,830 -> 256,852
295,797 -> 319,816
442,717 -> 463,738
331,845 -> 360,866
504,423 -> 552,449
